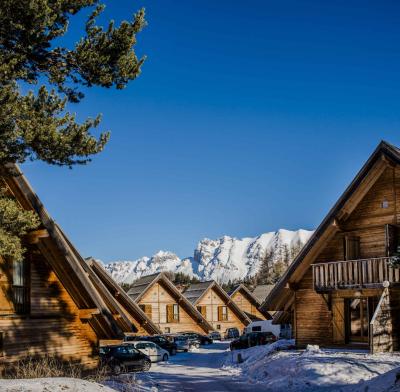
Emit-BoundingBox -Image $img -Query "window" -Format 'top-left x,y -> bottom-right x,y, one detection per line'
216,324 -> 221,330
252,326 -> 262,332
165,327 -> 170,333
166,304 -> 179,323
344,236 -> 360,261
218,306 -> 228,321
386,224 -> 400,256
197,305 -> 207,317
139,304 -> 152,318
12,258 -> 30,314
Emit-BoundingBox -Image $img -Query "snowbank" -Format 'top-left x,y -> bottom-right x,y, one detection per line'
0,377 -> 115,392
223,341 -> 400,391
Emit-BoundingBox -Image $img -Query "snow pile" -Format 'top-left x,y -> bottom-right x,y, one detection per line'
104,229 -> 314,284
223,343 -> 400,391
0,377 -> 115,392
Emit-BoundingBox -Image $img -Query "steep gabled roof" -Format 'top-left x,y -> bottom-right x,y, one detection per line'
252,285 -> 275,303
5,165 -> 123,339
183,281 -> 215,305
183,281 -> 252,325
127,273 -> 160,302
229,284 -> 271,320
87,259 -> 161,335
261,141 -> 400,312
128,273 -> 214,333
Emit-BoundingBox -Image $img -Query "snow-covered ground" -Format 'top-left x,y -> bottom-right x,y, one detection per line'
3,342 -> 400,392
223,340 -> 400,391
104,229 -> 314,285
0,377 -> 115,392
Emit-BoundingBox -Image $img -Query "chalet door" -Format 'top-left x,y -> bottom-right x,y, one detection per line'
345,297 -> 379,344
347,298 -> 369,343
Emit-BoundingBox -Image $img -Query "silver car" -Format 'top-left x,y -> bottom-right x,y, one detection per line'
165,334 -> 191,352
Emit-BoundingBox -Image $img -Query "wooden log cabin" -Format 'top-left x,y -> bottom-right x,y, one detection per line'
183,281 -> 251,335
228,284 -> 270,321
261,141 -> 400,353
127,273 -> 213,334
87,258 -> 161,336
0,165 -> 130,369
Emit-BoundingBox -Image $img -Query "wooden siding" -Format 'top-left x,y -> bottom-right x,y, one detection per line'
196,287 -> 246,334
0,249 -> 99,368
295,166 -> 400,350
231,291 -> 265,320
137,282 -> 204,334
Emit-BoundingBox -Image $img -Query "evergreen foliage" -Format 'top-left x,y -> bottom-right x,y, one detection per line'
0,0 -> 146,261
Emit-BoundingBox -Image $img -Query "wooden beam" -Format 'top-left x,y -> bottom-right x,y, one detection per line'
79,308 -> 101,320
26,229 -> 49,244
337,158 -> 388,221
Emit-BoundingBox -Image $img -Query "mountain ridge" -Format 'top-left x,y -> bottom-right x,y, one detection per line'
103,229 -> 314,285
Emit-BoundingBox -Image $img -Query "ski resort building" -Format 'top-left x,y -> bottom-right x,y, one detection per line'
262,141 -> 400,353
127,273 -> 213,334
183,281 -> 251,335
228,284 -> 270,320
87,258 -> 161,336
0,166 -> 130,370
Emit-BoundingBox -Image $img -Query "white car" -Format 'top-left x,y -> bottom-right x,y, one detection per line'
129,341 -> 169,362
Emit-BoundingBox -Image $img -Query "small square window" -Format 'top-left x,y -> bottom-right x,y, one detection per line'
165,327 -> 170,333
216,324 -> 221,330
382,198 -> 389,208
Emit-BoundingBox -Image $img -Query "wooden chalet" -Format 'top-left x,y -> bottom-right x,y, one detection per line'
127,273 -> 213,334
183,281 -> 251,334
228,284 -> 270,321
0,166 -> 128,369
261,141 -> 400,353
87,258 -> 161,336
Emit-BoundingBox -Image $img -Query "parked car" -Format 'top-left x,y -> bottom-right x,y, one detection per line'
128,341 -> 169,362
181,331 -> 213,345
99,344 -> 151,374
124,335 -> 178,355
208,331 -> 221,341
230,331 -> 277,351
165,334 -> 194,352
224,327 -> 240,340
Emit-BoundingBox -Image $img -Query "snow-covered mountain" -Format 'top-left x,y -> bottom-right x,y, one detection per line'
103,229 -> 314,285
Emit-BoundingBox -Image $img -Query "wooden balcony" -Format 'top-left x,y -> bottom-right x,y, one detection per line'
312,257 -> 400,292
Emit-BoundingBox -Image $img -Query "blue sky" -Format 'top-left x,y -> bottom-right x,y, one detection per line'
22,0 -> 400,262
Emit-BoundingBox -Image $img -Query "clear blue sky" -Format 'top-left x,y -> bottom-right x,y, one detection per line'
22,0 -> 400,262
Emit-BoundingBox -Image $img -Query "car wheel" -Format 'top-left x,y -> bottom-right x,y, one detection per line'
112,363 -> 122,375
142,360 -> 151,372
162,353 -> 169,361
184,349 -> 188,352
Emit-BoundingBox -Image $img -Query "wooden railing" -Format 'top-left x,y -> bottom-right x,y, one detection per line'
312,257 -> 400,292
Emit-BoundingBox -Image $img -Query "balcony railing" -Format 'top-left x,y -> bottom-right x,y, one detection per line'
312,257 -> 400,292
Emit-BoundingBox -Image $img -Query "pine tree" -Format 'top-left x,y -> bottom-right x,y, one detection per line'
0,1 -> 146,261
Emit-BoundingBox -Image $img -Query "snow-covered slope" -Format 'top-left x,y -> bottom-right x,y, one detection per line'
104,229 -> 314,285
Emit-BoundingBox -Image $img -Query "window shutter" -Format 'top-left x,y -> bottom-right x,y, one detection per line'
145,304 -> 152,317
166,304 -> 173,323
218,306 -> 223,321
